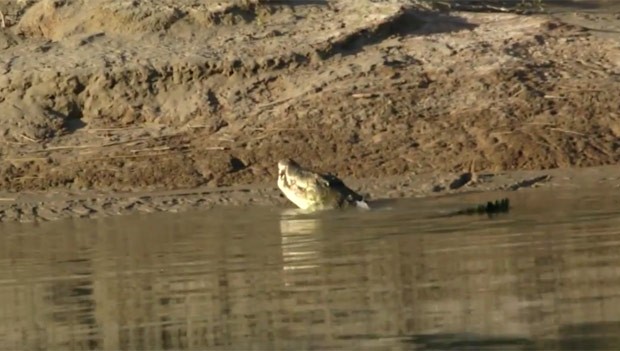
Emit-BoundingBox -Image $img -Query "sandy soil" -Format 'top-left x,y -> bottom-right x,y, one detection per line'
0,0 -> 619,222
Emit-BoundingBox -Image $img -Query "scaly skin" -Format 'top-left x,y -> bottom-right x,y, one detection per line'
277,159 -> 509,216
277,159 -> 369,210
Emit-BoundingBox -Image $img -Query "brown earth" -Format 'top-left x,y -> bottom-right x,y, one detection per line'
0,0 -> 619,222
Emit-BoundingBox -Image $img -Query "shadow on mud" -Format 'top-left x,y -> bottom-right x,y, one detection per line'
317,8 -> 478,58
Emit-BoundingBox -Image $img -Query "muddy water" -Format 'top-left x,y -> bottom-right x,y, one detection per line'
1,188 -> 620,350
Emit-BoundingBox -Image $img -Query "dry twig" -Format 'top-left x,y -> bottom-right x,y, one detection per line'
3,157 -> 48,162
20,134 -> 39,143
549,128 -> 586,136
351,92 -> 381,99
469,158 -> 479,184
26,138 -> 150,153
86,127 -> 145,132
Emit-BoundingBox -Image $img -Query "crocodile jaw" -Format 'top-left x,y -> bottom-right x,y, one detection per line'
278,168 -> 315,210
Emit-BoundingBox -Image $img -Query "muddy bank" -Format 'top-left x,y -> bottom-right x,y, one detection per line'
1,165 -> 619,223
0,0 -> 619,222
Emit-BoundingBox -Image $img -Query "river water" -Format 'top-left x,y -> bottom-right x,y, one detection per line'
1,187 -> 619,350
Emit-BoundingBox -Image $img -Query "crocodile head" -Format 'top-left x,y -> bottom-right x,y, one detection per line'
277,158 -> 317,210
278,158 -> 300,181
277,158 -> 369,211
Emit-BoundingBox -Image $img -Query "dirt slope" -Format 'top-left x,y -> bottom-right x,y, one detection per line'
0,0 -> 618,195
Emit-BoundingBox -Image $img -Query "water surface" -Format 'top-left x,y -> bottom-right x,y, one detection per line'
1,188 -> 620,350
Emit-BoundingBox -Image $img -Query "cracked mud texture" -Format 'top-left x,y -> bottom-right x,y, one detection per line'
0,0 -> 619,222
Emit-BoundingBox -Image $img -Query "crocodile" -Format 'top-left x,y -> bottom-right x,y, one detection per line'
277,158 -> 370,211
276,158 -> 509,216
436,197 -> 510,218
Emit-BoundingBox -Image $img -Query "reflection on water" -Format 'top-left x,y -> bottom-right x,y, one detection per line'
1,187 -> 620,350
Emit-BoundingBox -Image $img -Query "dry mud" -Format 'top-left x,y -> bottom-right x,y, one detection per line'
0,0 -> 619,222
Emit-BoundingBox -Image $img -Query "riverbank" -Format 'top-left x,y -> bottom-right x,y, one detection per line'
0,0 -> 618,223
1,164 -> 619,223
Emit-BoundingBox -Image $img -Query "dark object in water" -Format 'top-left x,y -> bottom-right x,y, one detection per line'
455,198 -> 510,216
